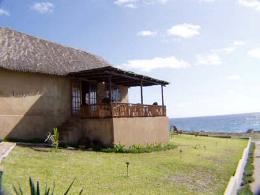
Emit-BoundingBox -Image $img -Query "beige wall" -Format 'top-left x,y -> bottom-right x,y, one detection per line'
113,117 -> 169,147
0,70 -> 71,140
78,117 -> 169,147
81,118 -> 114,147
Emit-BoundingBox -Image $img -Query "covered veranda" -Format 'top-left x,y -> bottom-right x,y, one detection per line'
69,66 -> 169,119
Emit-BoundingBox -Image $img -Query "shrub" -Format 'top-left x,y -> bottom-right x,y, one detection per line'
0,168 -> 3,195
238,143 -> 255,194
101,143 -> 177,153
45,128 -> 59,151
238,184 -> 253,195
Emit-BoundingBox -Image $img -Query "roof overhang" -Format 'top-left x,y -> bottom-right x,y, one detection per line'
68,66 -> 169,87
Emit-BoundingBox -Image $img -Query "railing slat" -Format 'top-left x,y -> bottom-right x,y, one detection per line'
80,103 -> 166,118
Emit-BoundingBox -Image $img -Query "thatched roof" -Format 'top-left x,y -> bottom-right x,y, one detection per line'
0,28 -> 169,86
0,28 -> 110,75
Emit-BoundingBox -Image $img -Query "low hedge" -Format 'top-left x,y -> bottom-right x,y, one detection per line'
238,143 -> 255,195
101,143 -> 177,153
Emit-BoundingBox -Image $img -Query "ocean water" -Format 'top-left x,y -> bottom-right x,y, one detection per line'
170,112 -> 260,133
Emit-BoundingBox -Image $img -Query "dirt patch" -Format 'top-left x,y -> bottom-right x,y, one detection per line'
168,169 -> 216,193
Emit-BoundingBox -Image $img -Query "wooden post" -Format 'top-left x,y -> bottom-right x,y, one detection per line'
161,85 -> 165,115
161,85 -> 164,106
88,82 -> 91,105
140,81 -> 143,105
108,76 -> 112,103
108,76 -> 113,117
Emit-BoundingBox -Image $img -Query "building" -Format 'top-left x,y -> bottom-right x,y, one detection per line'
0,28 -> 169,147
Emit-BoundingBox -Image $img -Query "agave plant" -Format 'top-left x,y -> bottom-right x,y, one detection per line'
12,177 -> 83,195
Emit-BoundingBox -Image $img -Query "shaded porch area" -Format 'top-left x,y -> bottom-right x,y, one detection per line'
60,66 -> 170,147
69,66 -> 169,119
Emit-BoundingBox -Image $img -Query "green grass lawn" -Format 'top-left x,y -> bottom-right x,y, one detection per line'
1,135 -> 247,195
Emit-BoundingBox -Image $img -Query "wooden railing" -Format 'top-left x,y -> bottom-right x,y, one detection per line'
80,103 -> 166,118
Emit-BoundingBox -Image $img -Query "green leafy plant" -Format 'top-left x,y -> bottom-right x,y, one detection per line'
12,177 -> 83,195
45,128 -> 59,151
114,144 -> 125,153
101,143 -> 177,153
238,143 -> 255,195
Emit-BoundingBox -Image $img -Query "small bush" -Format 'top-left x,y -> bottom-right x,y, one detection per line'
45,128 -> 60,151
238,143 -> 255,194
0,169 -> 3,195
101,143 -> 177,153
238,184 -> 253,195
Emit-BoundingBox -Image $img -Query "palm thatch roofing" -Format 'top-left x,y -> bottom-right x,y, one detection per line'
0,28 -> 169,86
0,28 -> 109,75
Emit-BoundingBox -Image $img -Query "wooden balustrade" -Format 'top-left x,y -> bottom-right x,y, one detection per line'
80,103 -> 166,118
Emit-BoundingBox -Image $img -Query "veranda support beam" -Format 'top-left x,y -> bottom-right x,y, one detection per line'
140,80 -> 143,105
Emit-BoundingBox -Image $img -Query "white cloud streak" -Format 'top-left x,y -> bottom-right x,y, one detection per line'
31,2 -> 54,14
248,48 -> 260,59
233,40 -> 246,46
137,30 -> 157,37
123,56 -> 190,71
114,0 -> 169,8
212,40 -> 246,55
196,53 -> 222,65
167,23 -> 201,39
227,74 -> 241,80
198,0 -> 215,2
238,0 -> 260,11
0,8 -> 9,16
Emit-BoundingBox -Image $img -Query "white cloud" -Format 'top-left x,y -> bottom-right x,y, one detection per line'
31,2 -> 54,14
167,23 -> 201,39
198,0 -> 215,2
233,40 -> 246,46
223,47 -> 236,54
114,0 -> 169,8
214,47 -> 236,54
227,74 -> 241,80
248,48 -> 260,59
238,0 -> 260,11
137,30 -> 157,37
0,8 -> 9,16
212,40 -> 246,55
114,0 -> 137,8
196,53 -> 222,65
123,56 -> 190,71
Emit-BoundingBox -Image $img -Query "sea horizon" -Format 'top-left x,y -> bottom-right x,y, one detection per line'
170,112 -> 260,133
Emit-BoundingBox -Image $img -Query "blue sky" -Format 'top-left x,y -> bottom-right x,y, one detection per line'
1,0 -> 260,118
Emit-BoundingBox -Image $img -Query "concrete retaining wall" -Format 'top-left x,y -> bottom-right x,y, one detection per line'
224,138 -> 252,195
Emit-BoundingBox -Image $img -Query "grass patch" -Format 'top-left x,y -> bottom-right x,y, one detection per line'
238,143 -> 255,195
101,143 -> 177,153
1,135 -> 247,195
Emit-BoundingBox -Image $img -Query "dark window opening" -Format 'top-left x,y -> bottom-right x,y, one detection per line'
106,86 -> 121,102
82,82 -> 97,105
72,81 -> 81,115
